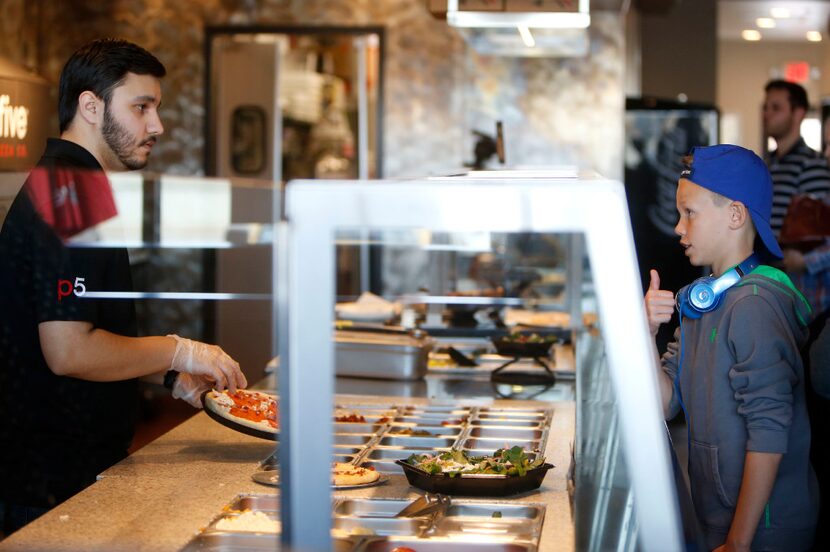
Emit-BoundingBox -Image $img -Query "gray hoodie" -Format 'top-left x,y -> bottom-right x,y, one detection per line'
663,267 -> 818,551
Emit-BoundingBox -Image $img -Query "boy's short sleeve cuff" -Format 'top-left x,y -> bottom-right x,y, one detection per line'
746,428 -> 788,454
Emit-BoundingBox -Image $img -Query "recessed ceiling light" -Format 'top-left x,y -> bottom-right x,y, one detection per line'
770,7 -> 790,19
742,29 -> 762,41
756,17 -> 776,29
807,31 -> 822,42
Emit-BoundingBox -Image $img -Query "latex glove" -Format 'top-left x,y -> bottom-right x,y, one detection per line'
644,269 -> 674,336
167,335 -> 247,392
171,372 -> 212,409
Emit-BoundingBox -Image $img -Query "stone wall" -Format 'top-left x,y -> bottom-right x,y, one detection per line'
3,0 -> 624,179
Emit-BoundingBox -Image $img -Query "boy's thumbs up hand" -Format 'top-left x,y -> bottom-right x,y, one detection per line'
645,269 -> 675,337
649,269 -> 660,291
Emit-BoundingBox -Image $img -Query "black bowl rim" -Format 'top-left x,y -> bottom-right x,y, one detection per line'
394,458 -> 554,478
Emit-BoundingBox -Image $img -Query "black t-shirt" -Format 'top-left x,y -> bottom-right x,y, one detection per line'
0,138 -> 139,508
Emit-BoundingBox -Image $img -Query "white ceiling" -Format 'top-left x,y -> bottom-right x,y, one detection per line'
718,0 -> 830,41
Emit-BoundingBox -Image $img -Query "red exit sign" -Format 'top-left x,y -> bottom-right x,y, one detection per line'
785,61 -> 810,83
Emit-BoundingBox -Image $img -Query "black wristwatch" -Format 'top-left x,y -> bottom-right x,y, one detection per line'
163,370 -> 179,390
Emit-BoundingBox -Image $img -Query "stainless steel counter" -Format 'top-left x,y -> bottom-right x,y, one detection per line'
0,390 -> 574,552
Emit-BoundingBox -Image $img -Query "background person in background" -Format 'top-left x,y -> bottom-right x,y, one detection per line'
0,38 -> 247,535
764,80 -> 830,550
763,80 -> 830,325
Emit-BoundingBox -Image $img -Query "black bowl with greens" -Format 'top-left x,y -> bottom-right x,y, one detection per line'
491,332 -> 558,358
396,447 -> 553,496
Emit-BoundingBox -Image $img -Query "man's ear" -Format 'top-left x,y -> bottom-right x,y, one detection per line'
728,201 -> 749,229
77,91 -> 103,126
794,106 -> 807,123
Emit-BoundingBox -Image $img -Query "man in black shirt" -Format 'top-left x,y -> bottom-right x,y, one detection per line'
0,39 -> 247,534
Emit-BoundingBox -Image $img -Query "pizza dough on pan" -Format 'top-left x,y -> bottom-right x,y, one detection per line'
332,462 -> 380,486
205,389 -> 278,433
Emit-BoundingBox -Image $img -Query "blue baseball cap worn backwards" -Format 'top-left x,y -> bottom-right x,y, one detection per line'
680,144 -> 783,259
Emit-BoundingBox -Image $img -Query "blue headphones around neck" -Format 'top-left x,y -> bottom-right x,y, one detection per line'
677,253 -> 761,319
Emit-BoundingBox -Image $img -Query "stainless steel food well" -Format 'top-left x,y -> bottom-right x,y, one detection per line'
334,498 -> 424,518
386,425 -> 462,438
204,512 -> 281,534
334,433 -> 376,446
332,515 -> 429,537
333,422 -> 383,434
227,494 -> 280,513
394,416 -> 467,427
468,427 -> 544,440
471,417 -> 543,428
435,517 -> 539,541
361,538 -> 535,552
477,411 -> 548,420
368,447 -> 449,461
444,503 -> 543,520
379,436 -> 456,449
181,533 -> 356,551
460,438 -> 542,452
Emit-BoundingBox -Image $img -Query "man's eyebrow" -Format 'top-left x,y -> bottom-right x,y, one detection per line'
132,95 -> 160,105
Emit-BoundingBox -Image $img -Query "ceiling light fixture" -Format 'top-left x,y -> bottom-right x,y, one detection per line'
770,7 -> 791,19
742,29 -> 762,41
756,17 -> 776,29
517,25 -> 536,48
807,31 -> 822,42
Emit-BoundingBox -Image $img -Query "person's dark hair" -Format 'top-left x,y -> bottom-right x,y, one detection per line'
58,38 -> 166,133
765,79 -> 809,112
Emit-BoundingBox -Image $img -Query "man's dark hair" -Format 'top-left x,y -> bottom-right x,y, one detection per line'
765,79 -> 809,112
58,38 -> 166,133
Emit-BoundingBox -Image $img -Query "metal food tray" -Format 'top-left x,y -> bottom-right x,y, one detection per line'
182,494 -> 544,551
183,404 -> 553,550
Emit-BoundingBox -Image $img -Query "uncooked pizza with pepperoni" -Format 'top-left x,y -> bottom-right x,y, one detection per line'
205,389 -> 278,433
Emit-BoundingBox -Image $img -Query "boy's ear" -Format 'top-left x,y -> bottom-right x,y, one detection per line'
728,201 -> 749,229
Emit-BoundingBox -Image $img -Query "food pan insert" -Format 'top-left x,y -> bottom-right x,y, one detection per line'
333,516 -> 428,537
334,498 -> 430,518
227,494 -> 279,513
362,538 -> 534,552
379,436 -> 456,449
461,438 -> 542,452
469,427 -> 544,440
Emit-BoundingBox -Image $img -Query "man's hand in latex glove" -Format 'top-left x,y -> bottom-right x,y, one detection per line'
167,335 -> 247,392
172,373 -> 212,409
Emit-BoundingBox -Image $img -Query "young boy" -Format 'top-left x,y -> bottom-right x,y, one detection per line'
645,144 -> 818,551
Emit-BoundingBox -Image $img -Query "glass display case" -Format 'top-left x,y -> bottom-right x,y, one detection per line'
279,174 -> 684,551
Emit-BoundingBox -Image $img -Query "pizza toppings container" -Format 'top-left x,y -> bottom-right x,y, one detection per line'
362,538 -> 535,552
444,503 -> 543,521
469,427 -> 544,440
473,418 -> 543,428
461,438 -> 542,452
334,498 -> 429,518
387,424 -> 462,438
332,516 -> 429,537
333,422 -> 379,434
227,494 -> 279,513
334,433 -> 376,446
378,436 -> 456,449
